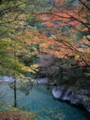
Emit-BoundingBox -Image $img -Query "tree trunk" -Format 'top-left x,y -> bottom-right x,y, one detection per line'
14,79 -> 17,107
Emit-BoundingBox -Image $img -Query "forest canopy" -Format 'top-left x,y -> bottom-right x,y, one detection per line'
0,0 -> 90,88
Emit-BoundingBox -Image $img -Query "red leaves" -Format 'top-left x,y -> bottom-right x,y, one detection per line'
0,111 -> 29,120
34,0 -> 90,67
54,0 -> 66,3
68,21 -> 79,28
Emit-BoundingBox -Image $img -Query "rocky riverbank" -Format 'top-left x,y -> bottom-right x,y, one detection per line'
33,78 -> 90,112
52,86 -> 90,112
33,78 -> 49,84
1,76 -> 90,112
33,78 -> 57,85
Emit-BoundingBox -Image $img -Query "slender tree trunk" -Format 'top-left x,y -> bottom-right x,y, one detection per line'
14,78 -> 17,107
0,1 -> 2,4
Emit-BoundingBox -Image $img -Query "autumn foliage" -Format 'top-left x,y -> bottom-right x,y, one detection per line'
35,0 -> 90,67
0,111 -> 36,120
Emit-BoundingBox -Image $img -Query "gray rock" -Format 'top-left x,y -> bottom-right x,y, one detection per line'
0,76 -> 14,82
52,86 -> 90,112
34,78 -> 49,84
49,80 -> 57,86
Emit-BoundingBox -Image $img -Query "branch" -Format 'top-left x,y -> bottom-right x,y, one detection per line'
0,2 -> 24,15
0,11 -> 23,25
52,2 -> 90,29
56,8 -> 90,29
78,0 -> 90,11
51,36 -> 89,66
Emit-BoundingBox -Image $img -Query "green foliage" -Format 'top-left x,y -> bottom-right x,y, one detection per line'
70,32 -> 83,42
0,0 -> 41,78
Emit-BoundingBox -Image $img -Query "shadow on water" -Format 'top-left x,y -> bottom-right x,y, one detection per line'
55,99 -> 90,120
68,103 -> 90,119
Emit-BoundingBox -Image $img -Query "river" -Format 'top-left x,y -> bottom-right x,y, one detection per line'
0,83 -> 90,120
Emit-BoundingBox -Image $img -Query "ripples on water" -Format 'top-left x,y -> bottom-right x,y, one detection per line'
0,84 -> 90,120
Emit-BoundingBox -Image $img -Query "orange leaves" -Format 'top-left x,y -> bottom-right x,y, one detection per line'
39,34 -> 89,66
33,33 -> 47,44
34,1 -> 90,67
68,21 -> 79,28
82,27 -> 89,31
54,0 -> 66,3
37,0 -> 89,31
43,21 -> 58,27
37,9 -> 81,29
22,28 -> 90,67
37,34 -> 74,59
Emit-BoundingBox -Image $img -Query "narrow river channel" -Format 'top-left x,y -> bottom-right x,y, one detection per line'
0,83 -> 90,120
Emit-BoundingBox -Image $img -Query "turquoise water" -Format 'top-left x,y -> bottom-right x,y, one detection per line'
0,83 -> 90,120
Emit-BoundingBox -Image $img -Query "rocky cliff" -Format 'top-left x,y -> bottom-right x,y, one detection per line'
52,86 -> 90,112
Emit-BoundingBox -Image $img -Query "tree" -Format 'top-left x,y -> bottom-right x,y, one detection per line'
36,0 -> 90,65
0,0 -> 41,107
34,0 -> 90,87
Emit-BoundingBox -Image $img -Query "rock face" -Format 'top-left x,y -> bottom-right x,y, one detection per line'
0,76 -> 14,82
52,86 -> 90,112
33,78 -> 57,85
33,78 -> 49,84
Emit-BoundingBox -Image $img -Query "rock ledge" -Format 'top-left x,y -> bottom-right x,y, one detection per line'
52,86 -> 90,112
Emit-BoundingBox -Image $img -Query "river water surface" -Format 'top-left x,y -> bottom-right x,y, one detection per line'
0,83 -> 90,120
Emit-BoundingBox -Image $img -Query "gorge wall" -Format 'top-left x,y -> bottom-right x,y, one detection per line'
52,86 -> 90,112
